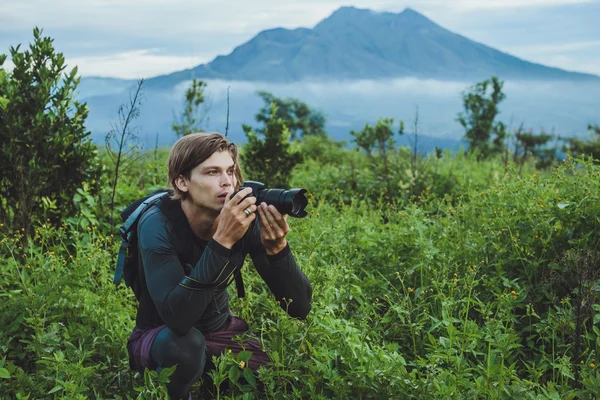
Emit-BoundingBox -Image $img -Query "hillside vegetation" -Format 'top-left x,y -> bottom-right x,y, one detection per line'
2,141 -> 600,399
1,29 -> 600,400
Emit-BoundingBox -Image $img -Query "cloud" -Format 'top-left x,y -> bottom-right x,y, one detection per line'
501,40 -> 600,75
510,40 -> 600,54
67,49 -> 210,79
1,0 -> 593,34
438,0 -> 593,11
535,55 -> 600,76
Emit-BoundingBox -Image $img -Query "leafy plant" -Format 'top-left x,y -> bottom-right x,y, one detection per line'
0,27 -> 99,238
241,102 -> 303,188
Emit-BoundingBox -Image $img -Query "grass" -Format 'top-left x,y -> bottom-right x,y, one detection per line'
1,147 -> 600,399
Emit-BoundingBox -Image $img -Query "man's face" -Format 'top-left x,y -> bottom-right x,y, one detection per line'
178,150 -> 237,213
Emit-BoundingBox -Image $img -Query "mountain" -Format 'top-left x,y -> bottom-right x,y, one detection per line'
77,7 -> 600,150
142,6 -> 598,89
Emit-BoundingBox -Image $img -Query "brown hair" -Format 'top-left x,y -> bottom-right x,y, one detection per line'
167,132 -> 243,200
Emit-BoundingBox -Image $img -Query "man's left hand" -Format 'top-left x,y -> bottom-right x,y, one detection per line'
257,203 -> 289,255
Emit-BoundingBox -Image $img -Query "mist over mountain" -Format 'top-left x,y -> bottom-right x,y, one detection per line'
77,6 -> 600,151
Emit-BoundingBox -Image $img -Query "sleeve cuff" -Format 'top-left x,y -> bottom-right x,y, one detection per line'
266,242 -> 291,263
207,238 -> 232,258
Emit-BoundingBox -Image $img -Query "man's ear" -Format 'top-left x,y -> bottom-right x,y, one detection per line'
175,175 -> 189,194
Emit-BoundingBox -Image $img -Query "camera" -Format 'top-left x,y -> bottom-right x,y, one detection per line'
234,181 -> 308,218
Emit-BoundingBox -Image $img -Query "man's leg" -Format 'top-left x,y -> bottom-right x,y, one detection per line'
151,327 -> 207,400
203,315 -> 270,371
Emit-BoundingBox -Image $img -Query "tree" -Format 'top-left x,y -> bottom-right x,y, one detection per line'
240,103 -> 302,188
350,117 -> 404,201
0,28 -> 98,237
514,128 -> 555,174
172,78 -> 209,137
457,76 -> 507,159
567,124 -> 600,161
254,91 -> 326,139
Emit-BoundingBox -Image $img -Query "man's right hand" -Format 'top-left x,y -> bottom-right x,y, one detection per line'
213,187 -> 257,249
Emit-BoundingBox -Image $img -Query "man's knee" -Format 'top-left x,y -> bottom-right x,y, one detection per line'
152,327 -> 207,372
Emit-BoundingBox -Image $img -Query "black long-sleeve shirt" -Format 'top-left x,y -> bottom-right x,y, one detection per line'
134,197 -> 312,335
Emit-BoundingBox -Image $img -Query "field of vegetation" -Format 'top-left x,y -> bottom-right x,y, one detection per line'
2,29 -> 600,399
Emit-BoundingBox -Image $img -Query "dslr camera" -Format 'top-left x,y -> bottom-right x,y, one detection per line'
234,180 -> 308,218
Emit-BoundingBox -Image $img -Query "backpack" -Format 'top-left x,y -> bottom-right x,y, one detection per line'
113,189 -> 245,300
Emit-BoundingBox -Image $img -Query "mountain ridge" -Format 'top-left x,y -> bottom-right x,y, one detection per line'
74,6 -> 600,150
125,6 -> 598,89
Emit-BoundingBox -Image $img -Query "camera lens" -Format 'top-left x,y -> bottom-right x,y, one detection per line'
257,188 -> 308,218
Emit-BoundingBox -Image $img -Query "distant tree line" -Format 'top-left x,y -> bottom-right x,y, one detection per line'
456,75 -> 600,171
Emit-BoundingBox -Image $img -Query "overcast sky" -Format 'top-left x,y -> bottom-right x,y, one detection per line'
1,0 -> 599,79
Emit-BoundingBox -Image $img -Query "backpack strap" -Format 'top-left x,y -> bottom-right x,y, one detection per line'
113,189 -> 246,298
113,191 -> 170,286
235,271 -> 245,298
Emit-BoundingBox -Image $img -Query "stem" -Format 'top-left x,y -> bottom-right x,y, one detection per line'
108,79 -> 144,230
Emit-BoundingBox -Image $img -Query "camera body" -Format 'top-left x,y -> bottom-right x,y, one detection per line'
235,180 -> 308,218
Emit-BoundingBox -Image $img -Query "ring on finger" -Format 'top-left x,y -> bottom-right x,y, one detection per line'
244,207 -> 252,216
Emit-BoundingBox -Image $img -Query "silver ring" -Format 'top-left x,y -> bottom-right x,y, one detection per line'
243,207 -> 251,216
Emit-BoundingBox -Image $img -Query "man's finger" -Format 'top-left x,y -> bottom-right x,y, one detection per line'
257,206 -> 270,226
232,187 -> 253,204
237,196 -> 257,211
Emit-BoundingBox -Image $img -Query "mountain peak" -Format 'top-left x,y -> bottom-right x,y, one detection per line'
398,7 -> 433,22
315,6 -> 437,32
315,5 -> 380,27
324,6 -> 430,20
148,5 -> 598,85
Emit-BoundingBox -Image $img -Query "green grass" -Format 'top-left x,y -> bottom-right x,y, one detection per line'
1,146 -> 600,399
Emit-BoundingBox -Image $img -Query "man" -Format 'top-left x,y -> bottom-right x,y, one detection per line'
126,132 -> 312,399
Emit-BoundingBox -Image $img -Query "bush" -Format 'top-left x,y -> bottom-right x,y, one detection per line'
0,28 -> 99,237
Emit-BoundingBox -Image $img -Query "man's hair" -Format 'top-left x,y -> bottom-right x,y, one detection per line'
167,132 -> 243,200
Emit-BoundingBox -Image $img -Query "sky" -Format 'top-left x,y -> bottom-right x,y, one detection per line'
1,0 -> 599,79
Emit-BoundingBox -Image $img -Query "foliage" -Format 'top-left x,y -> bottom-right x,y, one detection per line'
0,28 -> 99,237
254,91 -> 326,139
240,103 -> 303,188
567,124 -> 600,162
513,126 -> 557,172
350,117 -> 404,201
2,152 -> 600,399
1,39 -> 599,397
457,76 -> 508,159
172,78 -> 209,137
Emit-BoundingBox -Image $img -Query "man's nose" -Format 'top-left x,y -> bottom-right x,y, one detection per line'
221,172 -> 233,186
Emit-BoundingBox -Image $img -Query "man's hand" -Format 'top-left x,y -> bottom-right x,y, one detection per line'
213,187 -> 257,249
257,203 -> 290,255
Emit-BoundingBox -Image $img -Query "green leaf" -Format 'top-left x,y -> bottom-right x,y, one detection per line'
243,368 -> 257,388
47,385 -> 63,394
439,336 -> 450,348
271,351 -> 279,363
237,351 -> 253,363
557,202 -> 571,209
0,368 -> 10,379
229,366 -> 240,384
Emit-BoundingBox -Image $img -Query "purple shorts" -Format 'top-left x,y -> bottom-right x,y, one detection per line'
127,315 -> 270,373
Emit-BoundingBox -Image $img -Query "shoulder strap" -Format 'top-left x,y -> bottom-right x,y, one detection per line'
113,189 -> 246,298
235,271 -> 245,298
113,190 -> 170,286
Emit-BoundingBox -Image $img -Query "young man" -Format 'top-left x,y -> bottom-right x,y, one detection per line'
126,132 -> 312,399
